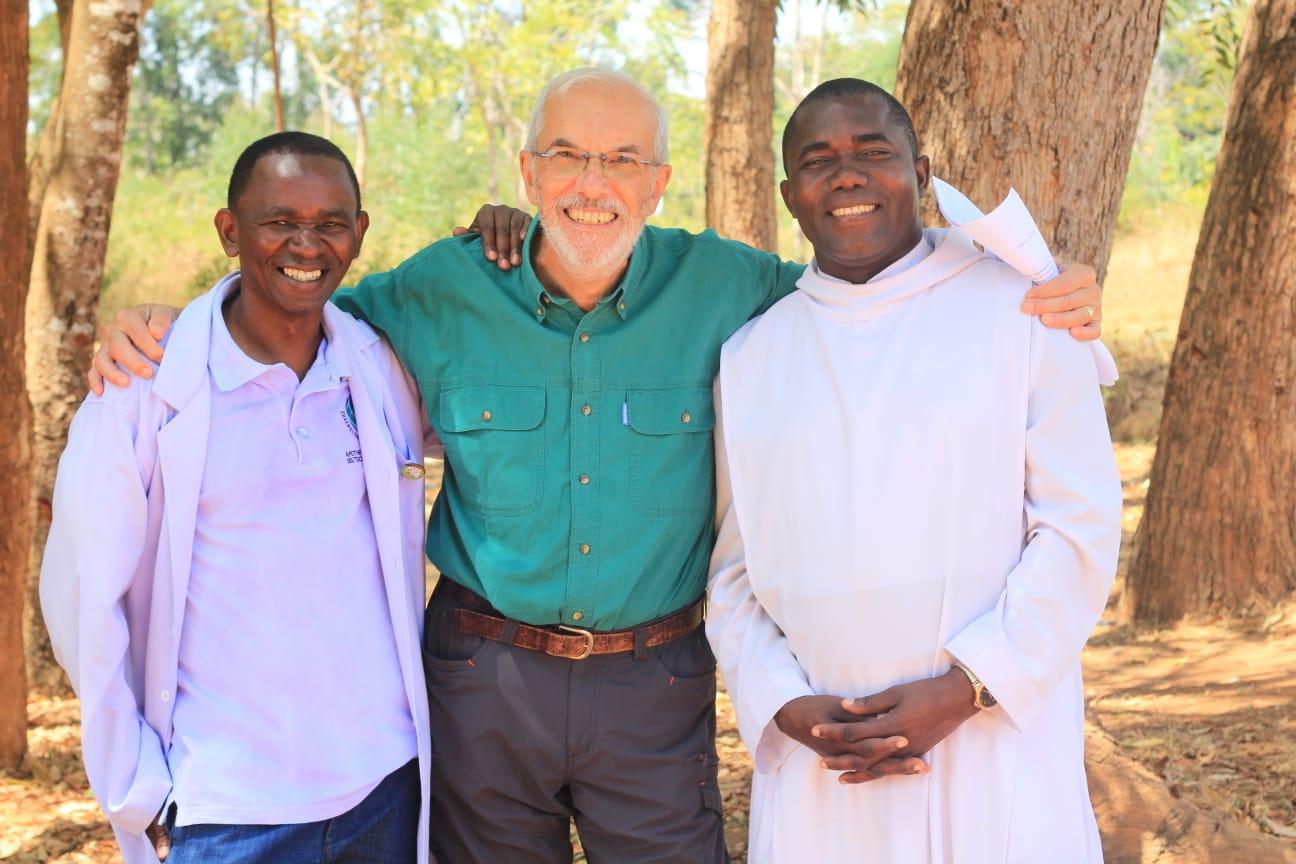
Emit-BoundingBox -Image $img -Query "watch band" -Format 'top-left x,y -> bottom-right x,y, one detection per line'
951,658 -> 997,709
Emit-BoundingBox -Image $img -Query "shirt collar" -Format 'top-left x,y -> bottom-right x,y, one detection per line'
811,235 -> 933,285
207,274 -> 339,392
518,217 -> 641,322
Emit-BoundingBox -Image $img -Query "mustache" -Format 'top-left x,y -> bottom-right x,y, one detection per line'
552,194 -> 627,216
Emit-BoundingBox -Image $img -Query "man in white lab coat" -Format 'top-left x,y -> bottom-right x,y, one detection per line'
39,132 -> 432,864
707,78 -> 1122,862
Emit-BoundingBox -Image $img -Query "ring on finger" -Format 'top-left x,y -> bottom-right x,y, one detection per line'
1084,305 -> 1095,325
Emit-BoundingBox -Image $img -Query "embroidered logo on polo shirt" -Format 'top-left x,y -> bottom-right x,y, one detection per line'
341,397 -> 363,464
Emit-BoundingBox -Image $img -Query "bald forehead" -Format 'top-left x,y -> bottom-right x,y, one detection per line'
537,81 -> 659,153
545,82 -> 655,128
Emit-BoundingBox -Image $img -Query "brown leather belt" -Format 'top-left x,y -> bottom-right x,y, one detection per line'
449,598 -> 706,661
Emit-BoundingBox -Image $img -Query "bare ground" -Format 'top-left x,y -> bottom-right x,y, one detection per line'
4,443 -> 1293,862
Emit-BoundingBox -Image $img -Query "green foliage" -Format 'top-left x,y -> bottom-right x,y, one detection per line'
88,0 -> 705,313
22,0 -> 1235,313
129,0 -> 241,171
1118,0 -> 1247,226
27,1 -> 63,140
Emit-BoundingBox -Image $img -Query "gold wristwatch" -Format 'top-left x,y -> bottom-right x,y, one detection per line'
951,659 -> 997,709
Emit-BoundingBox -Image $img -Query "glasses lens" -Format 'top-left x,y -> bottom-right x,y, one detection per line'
603,154 -> 644,180
545,150 -> 586,177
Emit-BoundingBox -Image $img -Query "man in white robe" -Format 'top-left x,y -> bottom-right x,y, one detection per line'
707,78 -> 1123,863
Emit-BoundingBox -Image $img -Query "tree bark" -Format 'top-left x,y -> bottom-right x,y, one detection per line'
1126,0 -> 1296,624
895,0 -> 1164,282
24,0 -> 148,694
0,0 -> 32,773
704,0 -> 778,252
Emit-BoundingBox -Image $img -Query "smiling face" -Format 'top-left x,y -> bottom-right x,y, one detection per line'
214,152 -> 368,317
780,94 -> 929,283
520,81 -> 671,275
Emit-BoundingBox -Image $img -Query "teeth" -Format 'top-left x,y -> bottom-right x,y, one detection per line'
567,208 -> 616,225
282,267 -> 323,282
831,204 -> 878,217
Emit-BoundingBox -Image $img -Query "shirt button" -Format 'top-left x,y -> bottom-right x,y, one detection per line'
481,410 -> 493,422
535,307 -> 544,317
297,426 -> 309,437
160,690 -> 171,702
681,411 -> 692,424
618,302 -> 627,313
579,332 -> 590,343
571,611 -> 584,622
579,543 -> 591,555
579,474 -> 590,485
581,404 -> 592,416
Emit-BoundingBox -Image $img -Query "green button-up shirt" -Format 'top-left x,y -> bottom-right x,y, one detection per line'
335,222 -> 802,629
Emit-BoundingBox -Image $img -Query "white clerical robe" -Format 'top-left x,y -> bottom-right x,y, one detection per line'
708,228 -> 1122,864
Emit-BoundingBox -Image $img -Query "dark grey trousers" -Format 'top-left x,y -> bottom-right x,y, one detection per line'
422,580 -> 727,864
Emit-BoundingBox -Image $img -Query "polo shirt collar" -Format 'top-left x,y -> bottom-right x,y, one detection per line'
519,217 -> 644,321
207,275 -> 339,392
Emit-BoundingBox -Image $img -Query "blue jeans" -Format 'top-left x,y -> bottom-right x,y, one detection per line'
167,759 -> 419,864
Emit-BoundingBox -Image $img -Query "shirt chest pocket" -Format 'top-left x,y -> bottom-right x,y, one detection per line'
626,386 -> 716,515
438,385 -> 546,516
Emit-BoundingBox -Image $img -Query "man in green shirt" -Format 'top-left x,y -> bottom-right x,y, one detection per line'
92,67 -> 1105,863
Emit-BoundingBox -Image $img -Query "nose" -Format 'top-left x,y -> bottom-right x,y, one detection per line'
574,158 -> 613,195
287,226 -> 326,255
829,160 -> 869,190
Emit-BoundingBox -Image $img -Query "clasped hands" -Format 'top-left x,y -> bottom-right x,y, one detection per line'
773,668 -> 979,784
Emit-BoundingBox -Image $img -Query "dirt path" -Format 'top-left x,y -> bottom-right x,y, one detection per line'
4,444 -> 1293,862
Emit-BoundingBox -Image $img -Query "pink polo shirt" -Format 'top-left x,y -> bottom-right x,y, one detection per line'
167,283 -> 417,827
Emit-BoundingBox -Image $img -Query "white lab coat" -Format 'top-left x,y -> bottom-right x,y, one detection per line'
708,229 -> 1122,863
39,273 -> 433,864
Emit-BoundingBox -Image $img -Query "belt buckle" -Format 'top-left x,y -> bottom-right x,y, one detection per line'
557,625 -> 595,660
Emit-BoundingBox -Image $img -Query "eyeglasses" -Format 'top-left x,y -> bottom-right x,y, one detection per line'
530,148 -> 667,180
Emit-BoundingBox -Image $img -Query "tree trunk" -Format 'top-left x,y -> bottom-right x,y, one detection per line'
349,84 -> 367,192
1125,0 -> 1296,624
0,0 -> 32,774
24,0 -> 148,695
704,0 -> 777,252
267,0 -> 284,131
895,0 -> 1164,282
300,46 -> 334,140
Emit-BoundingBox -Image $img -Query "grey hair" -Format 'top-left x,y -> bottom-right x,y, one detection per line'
524,67 -> 670,163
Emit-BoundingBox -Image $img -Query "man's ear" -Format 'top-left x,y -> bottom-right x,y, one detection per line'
914,155 -> 932,195
780,178 -> 796,218
520,150 -> 540,207
646,163 -> 672,213
355,210 -> 370,252
214,209 -> 239,258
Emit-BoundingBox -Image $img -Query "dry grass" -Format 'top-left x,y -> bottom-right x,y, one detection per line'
1100,203 -> 1200,443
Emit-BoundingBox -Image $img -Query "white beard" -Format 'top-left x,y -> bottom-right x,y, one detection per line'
537,193 -> 649,274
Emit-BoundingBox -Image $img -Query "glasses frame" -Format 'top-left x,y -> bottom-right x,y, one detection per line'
529,148 -> 668,179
